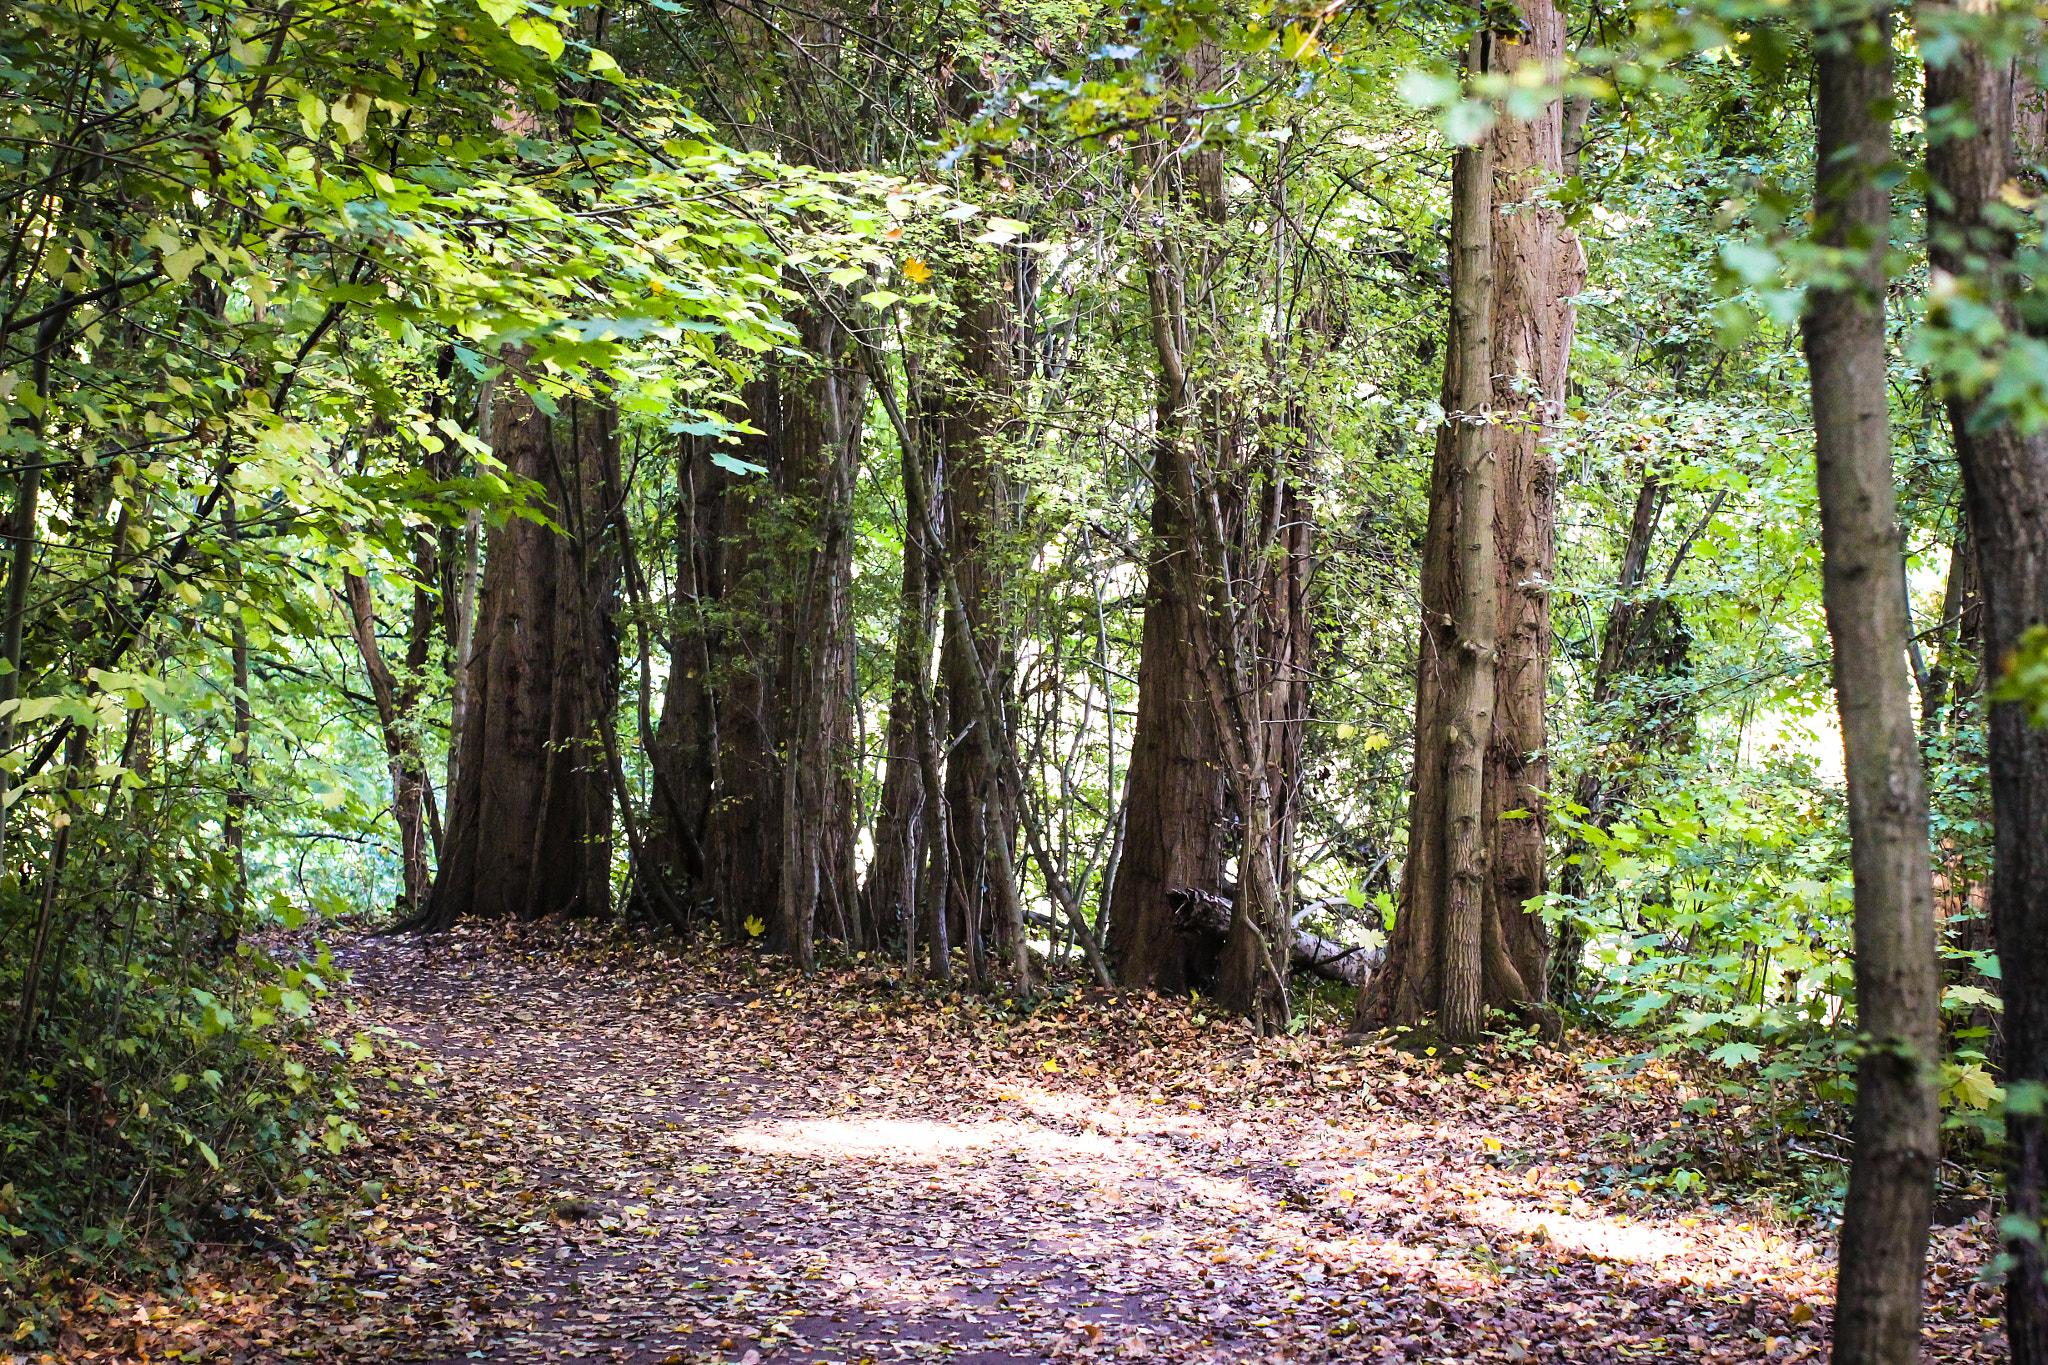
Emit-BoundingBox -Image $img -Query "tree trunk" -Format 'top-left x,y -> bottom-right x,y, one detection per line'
343,569 -> 430,915
935,275 -> 1015,967
1111,99 -> 1311,1007
1361,3 -> 1578,1039
702,312 -> 865,958
1479,0 -> 1579,1013
860,443 -> 937,950
418,362 -> 619,929
1814,10 -> 1940,1364
1553,473 -> 1666,1001
644,442 -> 727,915
1108,135 -> 1232,994
1439,106 -> 1497,1047
1923,20 -> 2048,1360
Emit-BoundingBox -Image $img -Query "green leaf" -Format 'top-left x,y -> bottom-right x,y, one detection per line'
1706,1041 -> 1762,1068
508,16 -> 565,59
710,452 -> 766,477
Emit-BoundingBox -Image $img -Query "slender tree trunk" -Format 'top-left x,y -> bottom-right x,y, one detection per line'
1923,20 -> 2048,1359
1439,105 -> 1496,1046
223,491 -> 253,912
1553,474 -> 1666,1000
343,571 -> 430,914
1812,10 -> 1940,1363
646,444 -> 727,917
860,454 -> 935,950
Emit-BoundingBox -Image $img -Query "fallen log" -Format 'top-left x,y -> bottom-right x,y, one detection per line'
1167,887 -> 1382,987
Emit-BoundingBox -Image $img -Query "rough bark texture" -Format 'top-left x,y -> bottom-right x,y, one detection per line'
1924,23 -> 2048,1360
1439,111 -> 1497,1048
1481,0 -> 1579,1007
421,371 -> 619,929
1813,12 -> 1940,1365
1108,132 -> 1234,994
935,275 -> 1016,969
1111,88 -> 1313,1007
1360,2 -> 1579,1037
701,313 -> 866,959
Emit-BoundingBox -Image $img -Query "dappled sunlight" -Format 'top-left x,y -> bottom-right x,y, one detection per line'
728,1116 -> 1021,1160
1469,1197 -> 1688,1265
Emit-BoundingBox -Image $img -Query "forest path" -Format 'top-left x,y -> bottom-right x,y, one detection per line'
105,929 -> 2000,1364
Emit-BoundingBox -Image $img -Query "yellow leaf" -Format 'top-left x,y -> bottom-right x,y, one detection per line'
1482,1136 -> 1503,1154
902,257 -> 932,283
1790,1303 -> 1814,1325
743,915 -> 766,938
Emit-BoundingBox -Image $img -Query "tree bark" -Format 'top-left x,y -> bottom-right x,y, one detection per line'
702,312 -> 866,958
1108,133 -> 1233,994
1440,100 -> 1497,1047
1111,94 -> 1312,1010
1923,19 -> 2048,1359
1553,473 -> 1666,1001
1811,10 -> 1940,1364
1360,2 -> 1578,1039
860,441 -> 937,951
415,361 -> 619,930
343,569 -> 431,915
645,442 -> 728,917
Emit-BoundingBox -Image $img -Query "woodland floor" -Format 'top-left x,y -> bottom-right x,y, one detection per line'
53,928 -> 2006,1364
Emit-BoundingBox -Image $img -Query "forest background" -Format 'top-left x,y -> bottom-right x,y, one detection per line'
0,0 -> 2042,1357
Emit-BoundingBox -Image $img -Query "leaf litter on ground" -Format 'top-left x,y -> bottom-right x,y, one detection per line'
34,925 -> 2005,1364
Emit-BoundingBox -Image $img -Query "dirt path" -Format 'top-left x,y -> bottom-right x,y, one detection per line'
62,930 -> 2004,1363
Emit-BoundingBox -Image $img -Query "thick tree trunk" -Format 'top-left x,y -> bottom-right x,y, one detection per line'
702,313 -> 866,958
1361,4 -> 1577,1038
1482,1 -> 1579,1008
936,278 -> 1015,967
1923,22 -> 2048,1360
1108,140 -> 1232,993
419,364 -> 619,929
1813,11 -> 1940,1364
1112,114 -> 1311,1007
